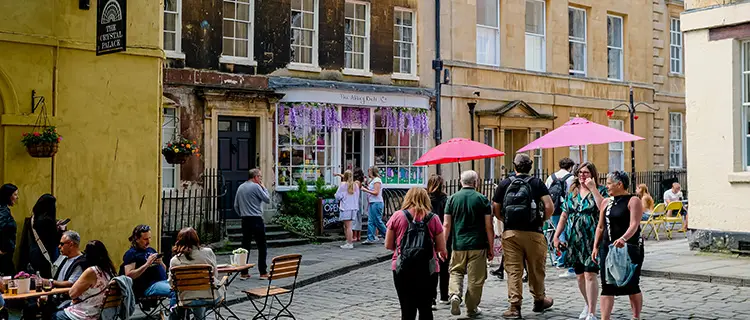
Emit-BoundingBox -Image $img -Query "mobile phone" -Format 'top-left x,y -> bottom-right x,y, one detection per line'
58,218 -> 71,225
156,253 -> 164,259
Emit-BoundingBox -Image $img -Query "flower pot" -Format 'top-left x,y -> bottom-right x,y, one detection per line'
26,141 -> 58,158
163,152 -> 191,165
16,278 -> 31,294
230,253 -> 248,266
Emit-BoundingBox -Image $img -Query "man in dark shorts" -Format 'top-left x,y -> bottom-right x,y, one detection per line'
492,154 -> 554,318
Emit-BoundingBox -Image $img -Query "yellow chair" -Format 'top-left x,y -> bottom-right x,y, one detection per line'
662,201 -> 684,239
641,203 -> 667,241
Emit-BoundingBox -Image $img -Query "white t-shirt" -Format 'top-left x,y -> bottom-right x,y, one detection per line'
663,189 -> 683,203
545,169 -> 575,191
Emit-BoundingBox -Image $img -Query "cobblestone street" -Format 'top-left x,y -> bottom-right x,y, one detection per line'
229,261 -> 750,320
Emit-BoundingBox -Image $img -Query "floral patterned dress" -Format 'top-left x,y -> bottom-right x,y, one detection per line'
561,185 -> 608,270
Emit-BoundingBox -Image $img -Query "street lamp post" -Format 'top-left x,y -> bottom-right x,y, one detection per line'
433,0 -> 444,176
608,85 -> 659,192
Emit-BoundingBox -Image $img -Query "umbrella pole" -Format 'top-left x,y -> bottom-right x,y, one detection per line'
579,146 -> 583,164
458,162 -> 461,174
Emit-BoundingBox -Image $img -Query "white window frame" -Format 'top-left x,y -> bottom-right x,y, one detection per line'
163,0 -> 184,59
607,15 -> 624,81
289,0 -> 320,71
483,128 -> 495,179
344,0 -> 371,76
532,130 -> 544,176
670,18 -> 683,75
608,119 -> 625,171
568,6 -> 586,76
525,0 -> 546,72
741,41 -> 750,171
393,8 -> 418,80
476,0 -> 500,66
162,108 -> 179,190
275,106 -> 335,190
669,112 -> 684,169
221,0 -> 257,66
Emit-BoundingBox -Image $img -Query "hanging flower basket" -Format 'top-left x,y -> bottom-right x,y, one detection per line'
22,127 -> 62,158
162,137 -> 200,165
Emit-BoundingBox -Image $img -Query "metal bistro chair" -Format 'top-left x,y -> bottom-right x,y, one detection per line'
243,254 -> 302,320
641,203 -> 667,241
663,201 -> 685,239
170,264 -> 235,320
99,280 -> 124,320
137,295 -> 170,320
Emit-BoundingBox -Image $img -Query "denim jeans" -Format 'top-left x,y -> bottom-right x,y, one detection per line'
367,202 -> 387,241
144,280 -> 172,297
550,215 -> 573,272
52,310 -> 72,320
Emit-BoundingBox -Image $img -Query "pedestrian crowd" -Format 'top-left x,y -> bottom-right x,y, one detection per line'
358,155 -> 649,320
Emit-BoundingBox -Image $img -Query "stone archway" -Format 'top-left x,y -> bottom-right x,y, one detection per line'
0,65 -> 20,114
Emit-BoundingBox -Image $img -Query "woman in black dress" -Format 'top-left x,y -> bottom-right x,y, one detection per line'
18,194 -> 61,278
592,171 -> 644,320
0,184 -> 19,276
427,174 -> 448,307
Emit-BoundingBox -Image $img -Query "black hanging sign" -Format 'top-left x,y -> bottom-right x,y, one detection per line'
96,0 -> 126,55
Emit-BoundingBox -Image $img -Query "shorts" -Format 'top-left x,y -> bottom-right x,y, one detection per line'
339,209 -> 357,221
573,262 -> 599,275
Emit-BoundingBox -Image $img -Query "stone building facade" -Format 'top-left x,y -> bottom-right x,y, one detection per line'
419,0 -> 688,180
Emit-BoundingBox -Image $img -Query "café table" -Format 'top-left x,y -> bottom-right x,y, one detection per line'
217,264 -> 255,287
1,288 -> 70,301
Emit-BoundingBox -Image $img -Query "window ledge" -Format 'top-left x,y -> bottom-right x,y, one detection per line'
342,68 -> 373,77
219,56 -> 258,66
669,72 -> 685,78
391,73 -> 420,81
608,77 -> 623,82
287,63 -> 322,73
165,51 -> 186,59
728,172 -> 750,184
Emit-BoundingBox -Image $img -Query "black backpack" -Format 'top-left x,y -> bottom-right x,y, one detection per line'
502,176 -> 540,230
395,210 -> 436,276
548,173 -> 573,216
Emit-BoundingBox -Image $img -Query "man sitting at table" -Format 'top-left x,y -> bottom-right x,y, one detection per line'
22,231 -> 87,320
664,182 -> 688,230
122,225 -> 169,298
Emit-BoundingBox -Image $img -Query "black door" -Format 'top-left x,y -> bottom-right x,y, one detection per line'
218,116 -> 257,219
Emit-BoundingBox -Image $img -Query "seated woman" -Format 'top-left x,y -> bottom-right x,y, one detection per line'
636,184 -> 655,221
168,227 -> 225,320
52,240 -> 116,320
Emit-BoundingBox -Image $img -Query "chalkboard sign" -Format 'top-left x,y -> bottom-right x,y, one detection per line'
321,198 -> 341,230
96,0 -> 127,55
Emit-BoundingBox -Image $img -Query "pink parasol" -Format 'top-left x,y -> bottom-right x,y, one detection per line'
517,117 -> 644,153
413,138 -> 505,166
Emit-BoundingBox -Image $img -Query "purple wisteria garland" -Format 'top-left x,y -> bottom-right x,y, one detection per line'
377,107 -> 430,137
341,107 -> 371,127
278,103 -> 342,131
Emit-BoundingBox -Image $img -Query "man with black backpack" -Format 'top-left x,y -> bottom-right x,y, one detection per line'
492,154 -> 555,319
442,170 -> 493,318
545,158 -> 576,278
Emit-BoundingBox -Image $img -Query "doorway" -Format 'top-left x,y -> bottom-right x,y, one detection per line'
218,116 -> 258,218
342,129 -> 364,172
503,129 -> 528,175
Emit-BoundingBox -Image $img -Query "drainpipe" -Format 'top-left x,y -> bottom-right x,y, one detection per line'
468,102 -> 476,171
433,0 -> 444,175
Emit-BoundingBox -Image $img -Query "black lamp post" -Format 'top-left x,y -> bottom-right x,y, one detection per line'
468,102 -> 476,170
433,0 -> 444,175
607,85 -> 659,192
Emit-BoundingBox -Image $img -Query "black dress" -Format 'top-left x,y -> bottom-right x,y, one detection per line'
0,205 -> 16,276
600,195 -> 643,296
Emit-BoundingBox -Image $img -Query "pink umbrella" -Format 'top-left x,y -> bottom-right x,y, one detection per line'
413,138 -> 505,166
517,117 -> 644,156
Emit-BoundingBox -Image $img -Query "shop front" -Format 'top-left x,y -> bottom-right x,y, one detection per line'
270,78 -> 433,190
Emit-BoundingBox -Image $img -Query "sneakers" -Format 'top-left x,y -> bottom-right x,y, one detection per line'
585,314 -> 599,320
502,305 -> 521,319
532,296 -> 554,312
467,307 -> 482,318
579,305 -> 589,319
449,295 -> 461,316
437,300 -> 450,305
431,300 -> 437,311
522,274 -> 528,283
340,243 -> 354,249
559,269 -> 576,278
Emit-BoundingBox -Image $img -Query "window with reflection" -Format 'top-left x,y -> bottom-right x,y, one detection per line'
373,109 -> 426,185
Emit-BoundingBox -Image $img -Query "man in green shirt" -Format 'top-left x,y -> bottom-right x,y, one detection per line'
443,170 -> 494,317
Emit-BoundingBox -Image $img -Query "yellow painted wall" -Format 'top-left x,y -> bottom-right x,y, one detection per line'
0,0 -> 163,264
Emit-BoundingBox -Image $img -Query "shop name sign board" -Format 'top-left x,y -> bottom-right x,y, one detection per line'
339,93 -> 388,105
96,0 -> 127,56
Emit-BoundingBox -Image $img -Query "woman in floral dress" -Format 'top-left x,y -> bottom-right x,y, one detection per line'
553,162 -> 607,320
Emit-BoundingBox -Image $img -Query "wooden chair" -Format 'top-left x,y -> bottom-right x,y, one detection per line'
641,203 -> 667,241
243,254 -> 302,320
170,264 -> 233,320
98,280 -> 124,319
663,201 -> 684,239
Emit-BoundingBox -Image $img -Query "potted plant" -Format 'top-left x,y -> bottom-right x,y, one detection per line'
22,126 -> 62,158
162,137 -> 200,165
13,271 -> 31,294
231,248 -> 248,266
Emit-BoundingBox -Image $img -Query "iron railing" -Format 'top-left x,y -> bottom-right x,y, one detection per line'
598,170 -> 687,203
161,168 -> 227,244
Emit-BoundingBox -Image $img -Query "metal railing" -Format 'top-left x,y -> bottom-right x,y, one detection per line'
598,170 -> 687,203
161,168 -> 227,243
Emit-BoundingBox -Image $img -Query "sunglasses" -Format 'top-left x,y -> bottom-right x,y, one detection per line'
137,225 -> 151,232
59,241 -> 68,246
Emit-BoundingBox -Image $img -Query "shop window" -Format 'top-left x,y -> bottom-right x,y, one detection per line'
373,109 -> 427,185
276,105 -> 335,188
